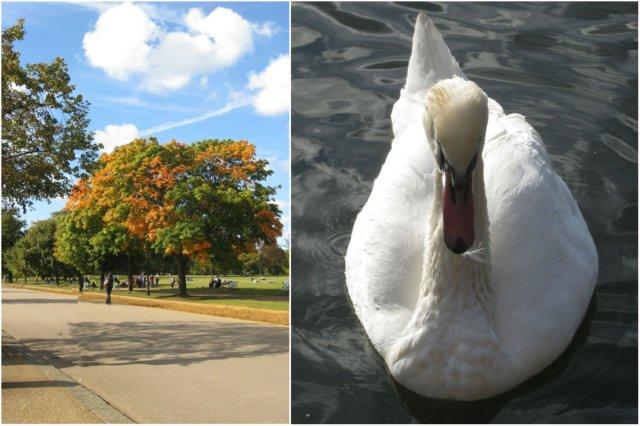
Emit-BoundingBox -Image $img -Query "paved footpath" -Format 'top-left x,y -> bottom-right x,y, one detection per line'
2,287 -> 289,423
3,333 -> 102,423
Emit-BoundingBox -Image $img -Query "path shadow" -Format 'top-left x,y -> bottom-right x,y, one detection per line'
2,380 -> 76,389
391,294 -> 598,423
21,320 -> 289,369
3,298 -> 77,304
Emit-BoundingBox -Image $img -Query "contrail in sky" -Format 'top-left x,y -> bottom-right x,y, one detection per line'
141,96 -> 253,136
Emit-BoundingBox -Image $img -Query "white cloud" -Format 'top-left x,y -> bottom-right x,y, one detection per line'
252,22 -> 278,37
247,54 -> 290,116
142,31 -> 217,93
83,3 -> 274,94
138,3 -> 183,26
184,7 -> 253,65
95,123 -> 140,153
82,2 -> 158,80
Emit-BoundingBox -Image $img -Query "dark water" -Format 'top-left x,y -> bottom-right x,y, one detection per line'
291,2 -> 638,423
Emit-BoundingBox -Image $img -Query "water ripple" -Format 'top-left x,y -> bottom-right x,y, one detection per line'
292,2 -> 638,423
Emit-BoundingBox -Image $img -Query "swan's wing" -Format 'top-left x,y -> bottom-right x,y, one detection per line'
484,107 -> 598,381
345,122 -> 435,358
391,13 -> 465,139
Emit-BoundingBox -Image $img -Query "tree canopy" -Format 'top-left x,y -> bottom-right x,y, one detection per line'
62,137 -> 283,295
5,217 -> 74,284
2,207 -> 25,281
239,244 -> 288,275
2,19 -> 99,210
2,207 -> 25,252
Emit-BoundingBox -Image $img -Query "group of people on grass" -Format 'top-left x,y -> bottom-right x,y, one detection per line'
101,272 -> 162,304
133,273 -> 161,289
209,276 -> 223,288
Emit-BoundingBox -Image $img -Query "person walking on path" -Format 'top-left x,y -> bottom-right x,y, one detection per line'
105,272 -> 114,305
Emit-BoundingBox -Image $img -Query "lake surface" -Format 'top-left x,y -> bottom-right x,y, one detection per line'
291,2 -> 638,423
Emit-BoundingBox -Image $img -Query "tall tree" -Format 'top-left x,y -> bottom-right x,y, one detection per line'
64,138 -> 283,296
4,242 -> 32,283
259,245 -> 288,275
152,139 -> 283,295
5,218 -> 74,284
2,19 -> 99,210
1,206 -> 25,282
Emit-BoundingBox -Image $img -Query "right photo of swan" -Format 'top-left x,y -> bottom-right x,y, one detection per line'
291,2 -> 637,424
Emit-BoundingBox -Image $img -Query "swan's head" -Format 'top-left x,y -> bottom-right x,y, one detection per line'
423,76 -> 489,255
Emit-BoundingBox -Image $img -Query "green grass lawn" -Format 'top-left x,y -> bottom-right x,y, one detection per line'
9,275 -> 290,311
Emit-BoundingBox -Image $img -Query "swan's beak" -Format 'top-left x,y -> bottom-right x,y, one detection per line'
442,170 -> 475,254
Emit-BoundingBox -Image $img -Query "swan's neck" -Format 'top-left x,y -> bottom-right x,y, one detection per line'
388,157 -> 511,399
420,157 -> 493,321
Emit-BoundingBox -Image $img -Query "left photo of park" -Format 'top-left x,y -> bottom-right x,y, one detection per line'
1,2 -> 290,423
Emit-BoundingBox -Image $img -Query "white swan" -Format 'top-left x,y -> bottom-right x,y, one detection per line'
345,12 -> 598,401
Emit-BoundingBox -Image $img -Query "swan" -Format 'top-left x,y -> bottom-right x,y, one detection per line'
345,12 -> 598,401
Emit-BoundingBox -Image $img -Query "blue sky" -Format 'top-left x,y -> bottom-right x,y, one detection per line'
2,1 -> 290,242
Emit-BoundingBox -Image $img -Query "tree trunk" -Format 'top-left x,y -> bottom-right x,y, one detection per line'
24,276 -> 26,283
7,271 -> 13,283
77,272 -> 83,293
99,262 -> 106,290
177,255 -> 188,296
127,253 -> 134,293
55,275 -> 59,286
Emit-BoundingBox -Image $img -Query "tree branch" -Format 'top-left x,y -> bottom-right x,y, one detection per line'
3,148 -> 41,160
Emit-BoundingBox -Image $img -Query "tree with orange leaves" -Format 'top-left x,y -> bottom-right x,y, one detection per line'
60,137 -> 282,296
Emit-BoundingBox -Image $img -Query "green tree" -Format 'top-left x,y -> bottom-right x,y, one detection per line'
239,252 -> 261,275
64,138 -> 283,296
260,244 -> 288,275
4,241 -> 32,283
5,218 -> 74,284
1,206 -> 25,282
152,139 -> 283,295
2,19 -> 99,210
